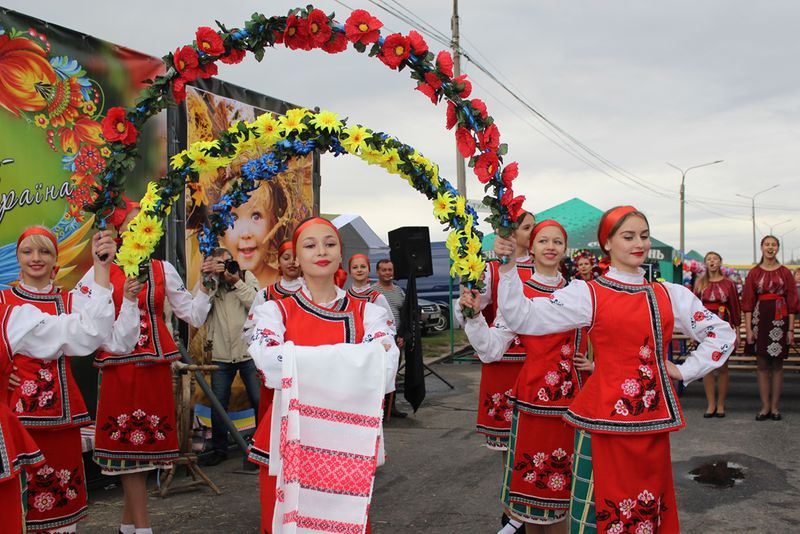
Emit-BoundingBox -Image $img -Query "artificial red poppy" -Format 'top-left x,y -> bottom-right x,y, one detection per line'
501,162 -> 519,189
436,50 -> 454,78
416,82 -> 437,104
408,30 -> 428,56
220,47 -> 246,65
502,190 -> 527,221
474,151 -> 499,183
446,101 -> 458,130
172,77 -> 187,103
199,62 -> 218,79
284,14 -> 311,50
470,98 -> 488,119
307,9 -> 333,48
454,74 -> 472,98
321,31 -> 348,54
455,127 -> 476,158
101,107 -> 138,145
424,71 -> 443,91
344,9 -> 383,45
195,27 -> 225,56
478,123 -> 500,151
379,33 -> 410,69
173,46 -> 200,81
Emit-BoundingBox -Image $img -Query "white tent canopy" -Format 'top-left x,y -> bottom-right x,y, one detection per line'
327,214 -> 389,269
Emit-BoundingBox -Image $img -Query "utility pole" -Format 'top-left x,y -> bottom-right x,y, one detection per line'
666,160 -> 723,263
736,185 -> 779,264
451,0 -> 466,198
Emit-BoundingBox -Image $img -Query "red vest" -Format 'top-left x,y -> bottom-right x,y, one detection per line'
564,277 -> 684,435
276,292 -> 365,345
515,278 -> 586,416
95,260 -> 178,367
0,287 -> 90,428
346,287 -> 380,304
265,280 -> 300,301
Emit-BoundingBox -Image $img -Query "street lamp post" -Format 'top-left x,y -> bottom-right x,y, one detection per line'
766,218 -> 791,235
736,185 -> 779,264
667,160 -> 724,262
779,228 -> 796,264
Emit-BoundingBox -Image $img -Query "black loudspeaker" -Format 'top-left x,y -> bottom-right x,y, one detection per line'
388,226 -> 433,279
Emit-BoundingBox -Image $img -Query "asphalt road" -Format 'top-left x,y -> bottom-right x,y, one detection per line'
80,362 -> 800,533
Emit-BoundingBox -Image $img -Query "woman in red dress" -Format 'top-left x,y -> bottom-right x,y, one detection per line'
493,206 -> 736,533
693,251 -> 741,418
463,220 -> 590,533
741,235 -> 799,421
247,217 -> 398,534
0,230 -> 117,533
92,199 -> 212,534
346,253 -> 393,320
3,227 -> 139,533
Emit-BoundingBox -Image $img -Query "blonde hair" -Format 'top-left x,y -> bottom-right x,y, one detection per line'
694,251 -> 722,295
17,226 -> 57,258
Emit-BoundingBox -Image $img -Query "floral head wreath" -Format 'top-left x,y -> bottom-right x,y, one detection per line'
571,248 -> 597,265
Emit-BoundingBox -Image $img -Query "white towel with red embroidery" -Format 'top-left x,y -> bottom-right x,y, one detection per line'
270,341 -> 387,534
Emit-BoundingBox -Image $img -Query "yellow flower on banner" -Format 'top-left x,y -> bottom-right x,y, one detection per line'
341,125 -> 372,154
279,108 -> 309,136
254,113 -> 283,146
433,191 -> 455,221
116,247 -> 143,278
310,110 -> 342,133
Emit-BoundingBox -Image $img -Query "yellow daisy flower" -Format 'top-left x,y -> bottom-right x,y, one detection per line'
133,214 -> 164,245
170,150 -> 189,170
433,191 -> 455,221
454,196 -> 466,217
139,182 -> 160,212
461,255 -> 486,282
116,247 -> 143,278
309,110 -> 343,134
380,148 -> 401,174
253,113 -> 283,146
279,108 -> 309,136
340,125 -> 372,154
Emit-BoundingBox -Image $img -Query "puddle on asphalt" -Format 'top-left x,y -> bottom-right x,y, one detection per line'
688,459 -> 745,488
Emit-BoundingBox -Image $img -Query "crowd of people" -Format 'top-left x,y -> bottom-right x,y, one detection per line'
0,199 -> 796,534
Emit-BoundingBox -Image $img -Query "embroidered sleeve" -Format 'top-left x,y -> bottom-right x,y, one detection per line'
665,282 -> 736,385
8,281 -> 115,359
462,308 -> 517,363
241,287 -> 269,344
247,300 -> 286,388
164,261 -> 211,328
372,293 -> 395,325
363,302 -> 399,394
740,270 -> 757,312
784,268 -> 800,314
497,269 -> 592,335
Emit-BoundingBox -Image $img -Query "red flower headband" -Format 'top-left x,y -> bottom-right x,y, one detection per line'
291,217 -> 342,253
17,227 -> 59,256
529,219 -> 568,250
597,205 -> 637,253
278,240 -> 294,256
348,253 -> 371,271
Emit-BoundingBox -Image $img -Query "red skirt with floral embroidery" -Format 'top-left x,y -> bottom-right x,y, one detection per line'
505,413 -> 574,512
25,427 -> 87,531
93,362 -> 179,467
591,432 -> 680,533
476,360 -> 524,447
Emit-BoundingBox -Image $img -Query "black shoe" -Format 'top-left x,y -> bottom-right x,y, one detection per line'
199,450 -> 228,466
715,412 -> 726,418
390,407 -> 408,418
755,412 -> 771,421
771,412 -> 782,421
703,410 -> 716,418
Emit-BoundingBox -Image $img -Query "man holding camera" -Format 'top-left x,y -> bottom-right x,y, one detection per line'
199,247 -> 261,466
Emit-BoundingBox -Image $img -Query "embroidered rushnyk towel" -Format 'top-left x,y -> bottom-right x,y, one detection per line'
270,341 -> 387,534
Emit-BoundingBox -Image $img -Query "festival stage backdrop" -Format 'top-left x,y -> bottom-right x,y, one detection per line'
0,9 -> 166,290
179,78 -> 317,421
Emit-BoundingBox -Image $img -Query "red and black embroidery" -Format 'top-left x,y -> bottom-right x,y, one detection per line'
15,361 -> 58,414
535,338 -> 577,403
513,446 -> 571,494
596,489 -> 668,534
483,388 -> 514,423
610,337 -> 661,418
100,409 -> 174,446
28,464 -> 84,514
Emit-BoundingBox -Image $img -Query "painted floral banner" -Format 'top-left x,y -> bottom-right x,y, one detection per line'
0,9 -> 166,289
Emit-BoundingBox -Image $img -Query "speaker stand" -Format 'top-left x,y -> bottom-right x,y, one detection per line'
397,360 -> 454,389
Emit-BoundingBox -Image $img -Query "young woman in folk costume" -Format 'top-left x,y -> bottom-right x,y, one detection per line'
2,227 -> 139,533
242,240 -> 303,422
90,197 -> 212,534
247,217 -> 399,534
493,206 -> 736,533
0,230 -> 117,533
462,220 -> 591,534
573,250 -> 599,282
693,252 -> 741,418
741,235 -> 799,421
346,254 -> 394,322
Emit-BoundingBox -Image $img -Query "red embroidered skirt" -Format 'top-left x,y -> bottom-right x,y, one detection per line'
0,474 -> 25,534
504,412 -> 574,513
25,427 -> 87,531
591,432 -> 679,533
93,362 -> 179,470
476,360 -> 524,448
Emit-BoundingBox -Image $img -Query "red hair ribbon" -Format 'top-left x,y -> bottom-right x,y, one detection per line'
17,227 -> 58,256
107,194 -> 141,230
278,240 -> 294,256
597,206 -> 637,253
348,253 -> 370,271
292,217 -> 342,252
529,219 -> 568,250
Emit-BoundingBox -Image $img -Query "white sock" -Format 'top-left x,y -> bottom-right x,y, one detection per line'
497,519 -> 523,534
120,525 -> 135,534
134,529 -> 153,534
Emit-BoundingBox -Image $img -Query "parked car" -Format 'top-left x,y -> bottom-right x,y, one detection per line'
419,298 -> 449,335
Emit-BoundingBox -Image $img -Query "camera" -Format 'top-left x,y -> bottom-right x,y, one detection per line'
223,259 -> 240,275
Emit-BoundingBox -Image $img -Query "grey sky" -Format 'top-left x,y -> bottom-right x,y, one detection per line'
3,0 -> 797,263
